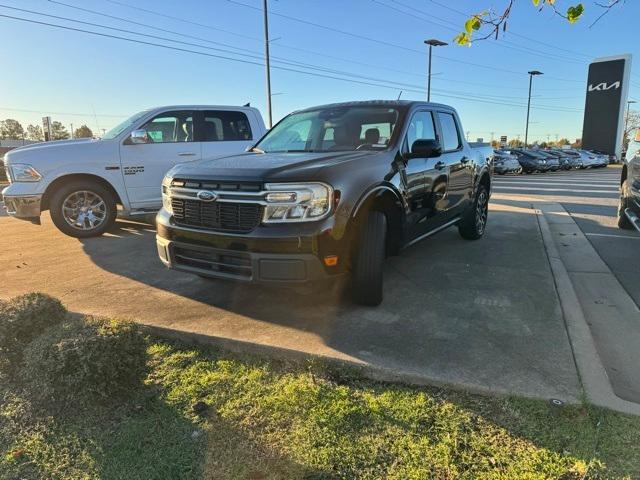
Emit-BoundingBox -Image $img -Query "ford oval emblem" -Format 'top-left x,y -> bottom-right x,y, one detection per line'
196,190 -> 217,202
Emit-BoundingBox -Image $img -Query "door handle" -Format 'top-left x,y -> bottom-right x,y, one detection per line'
178,152 -> 196,157
434,161 -> 446,170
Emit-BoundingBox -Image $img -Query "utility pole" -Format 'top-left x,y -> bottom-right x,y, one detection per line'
263,0 -> 273,128
525,70 -> 543,148
70,123 -> 74,139
424,39 -> 447,102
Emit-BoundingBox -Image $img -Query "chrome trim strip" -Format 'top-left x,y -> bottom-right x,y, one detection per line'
403,217 -> 460,249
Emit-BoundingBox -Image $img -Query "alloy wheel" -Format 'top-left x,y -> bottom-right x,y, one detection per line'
62,190 -> 107,231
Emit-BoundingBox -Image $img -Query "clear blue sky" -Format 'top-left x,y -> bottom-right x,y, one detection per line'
1,0 -> 639,143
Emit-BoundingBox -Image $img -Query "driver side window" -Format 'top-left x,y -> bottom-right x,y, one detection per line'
406,111 -> 436,151
139,110 -> 194,143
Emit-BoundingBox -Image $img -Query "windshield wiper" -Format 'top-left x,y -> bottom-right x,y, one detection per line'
283,149 -> 317,153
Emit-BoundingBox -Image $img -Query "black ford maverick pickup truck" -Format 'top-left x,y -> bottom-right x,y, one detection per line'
156,101 -> 491,305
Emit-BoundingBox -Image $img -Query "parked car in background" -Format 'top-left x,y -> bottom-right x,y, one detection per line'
588,149 -> 617,165
531,150 -> 560,171
550,149 -> 585,169
511,149 -> 549,173
156,100 -> 492,306
1,105 -> 267,237
492,150 -> 521,174
581,150 -> 608,168
539,150 -> 573,170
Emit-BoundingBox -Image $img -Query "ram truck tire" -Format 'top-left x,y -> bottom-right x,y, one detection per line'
351,211 -> 386,306
458,184 -> 489,240
49,181 -> 117,238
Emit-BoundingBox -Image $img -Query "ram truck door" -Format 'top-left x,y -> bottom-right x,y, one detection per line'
436,111 -> 474,218
199,109 -> 261,158
120,109 -> 201,211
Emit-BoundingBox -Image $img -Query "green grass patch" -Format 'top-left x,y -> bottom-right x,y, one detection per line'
1,296 -> 639,479
2,343 -> 639,479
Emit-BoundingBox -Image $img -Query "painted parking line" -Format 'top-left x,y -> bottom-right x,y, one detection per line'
585,232 -> 640,239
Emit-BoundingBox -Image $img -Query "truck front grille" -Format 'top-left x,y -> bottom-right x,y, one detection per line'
171,198 -> 263,233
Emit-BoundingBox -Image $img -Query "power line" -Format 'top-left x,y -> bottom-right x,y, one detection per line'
379,0 -> 587,65
0,106 -> 126,117
0,13 -> 584,114
224,0 -> 581,79
5,4 -> 584,108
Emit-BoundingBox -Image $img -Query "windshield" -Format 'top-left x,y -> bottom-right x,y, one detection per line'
102,110 -> 149,140
255,106 -> 400,153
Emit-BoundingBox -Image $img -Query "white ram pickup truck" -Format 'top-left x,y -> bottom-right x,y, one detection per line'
2,105 -> 266,237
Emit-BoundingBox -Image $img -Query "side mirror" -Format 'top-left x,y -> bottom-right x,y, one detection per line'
129,129 -> 150,144
408,139 -> 442,158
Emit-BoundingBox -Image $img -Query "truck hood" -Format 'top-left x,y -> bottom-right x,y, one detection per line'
4,138 -> 105,166
170,150 -> 380,182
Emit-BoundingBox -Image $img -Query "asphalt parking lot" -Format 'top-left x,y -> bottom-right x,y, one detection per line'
1,167 -> 638,410
0,195 -> 582,402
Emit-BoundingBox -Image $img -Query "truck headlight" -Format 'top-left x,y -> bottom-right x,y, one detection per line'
9,164 -> 42,182
263,183 -> 333,223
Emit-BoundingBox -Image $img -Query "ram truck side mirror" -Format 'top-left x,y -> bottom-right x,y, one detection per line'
407,139 -> 442,158
129,129 -> 150,144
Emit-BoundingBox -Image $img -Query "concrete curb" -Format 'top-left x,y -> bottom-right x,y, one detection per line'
535,203 -> 640,415
140,324 -> 541,402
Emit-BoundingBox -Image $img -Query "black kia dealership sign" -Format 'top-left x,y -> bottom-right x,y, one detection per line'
582,54 -> 631,157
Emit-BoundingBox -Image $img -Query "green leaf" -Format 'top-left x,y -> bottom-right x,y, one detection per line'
532,0 -> 541,6
566,3 -> 584,23
454,32 -> 471,46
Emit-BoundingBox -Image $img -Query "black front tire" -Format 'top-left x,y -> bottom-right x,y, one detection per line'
351,211 -> 386,306
458,184 -> 489,240
49,181 -> 117,238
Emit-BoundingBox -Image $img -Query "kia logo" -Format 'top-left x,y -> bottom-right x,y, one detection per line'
588,81 -> 620,92
196,190 -> 217,202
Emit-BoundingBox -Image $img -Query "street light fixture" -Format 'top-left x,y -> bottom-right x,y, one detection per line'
424,39 -> 448,102
524,70 -> 543,148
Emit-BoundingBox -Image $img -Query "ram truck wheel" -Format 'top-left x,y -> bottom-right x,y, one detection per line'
351,211 -> 386,306
49,181 -> 117,238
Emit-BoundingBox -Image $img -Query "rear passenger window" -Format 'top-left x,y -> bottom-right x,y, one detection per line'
438,112 -> 461,151
201,111 -> 253,142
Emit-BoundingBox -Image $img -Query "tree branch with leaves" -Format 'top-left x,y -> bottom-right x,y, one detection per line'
455,0 -> 623,46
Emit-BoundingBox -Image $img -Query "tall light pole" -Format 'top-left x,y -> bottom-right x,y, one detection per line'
424,39 -> 447,102
263,0 -> 273,128
524,70 -> 543,148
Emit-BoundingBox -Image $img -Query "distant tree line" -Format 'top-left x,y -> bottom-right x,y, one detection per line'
0,119 -> 93,141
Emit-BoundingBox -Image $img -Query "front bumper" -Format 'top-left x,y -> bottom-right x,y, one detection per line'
2,194 -> 42,221
155,208 -> 347,284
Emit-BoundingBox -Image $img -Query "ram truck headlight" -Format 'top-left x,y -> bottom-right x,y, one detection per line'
8,164 -> 42,182
263,183 -> 333,223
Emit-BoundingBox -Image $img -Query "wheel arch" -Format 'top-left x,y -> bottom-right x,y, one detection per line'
350,184 -> 405,255
41,173 -> 123,211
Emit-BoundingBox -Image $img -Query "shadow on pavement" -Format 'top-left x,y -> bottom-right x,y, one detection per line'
64,199 -> 581,402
